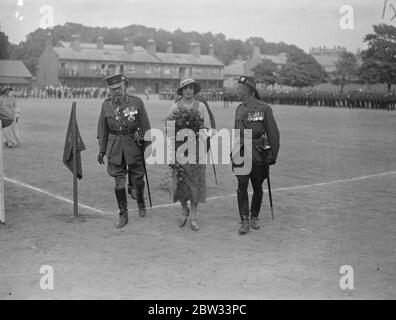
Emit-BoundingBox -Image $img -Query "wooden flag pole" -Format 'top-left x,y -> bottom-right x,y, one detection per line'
0,121 -> 5,224
72,101 -> 78,217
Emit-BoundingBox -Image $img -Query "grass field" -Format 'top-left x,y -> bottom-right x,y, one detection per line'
0,95 -> 395,299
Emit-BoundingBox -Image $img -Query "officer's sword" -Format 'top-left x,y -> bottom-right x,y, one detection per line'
209,149 -> 218,185
266,163 -> 274,220
134,132 -> 152,207
142,159 -> 152,208
258,144 -> 274,220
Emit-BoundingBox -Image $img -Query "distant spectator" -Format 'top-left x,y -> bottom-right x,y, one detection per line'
1,87 -> 22,148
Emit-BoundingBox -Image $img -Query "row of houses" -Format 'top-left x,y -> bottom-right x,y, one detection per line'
1,40 -> 351,93
37,35 -> 224,93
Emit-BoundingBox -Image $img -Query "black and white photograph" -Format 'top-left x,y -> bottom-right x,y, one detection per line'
0,0 -> 395,302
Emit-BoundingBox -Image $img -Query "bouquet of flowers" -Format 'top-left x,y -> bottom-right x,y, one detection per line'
166,107 -> 204,133
159,107 -> 205,201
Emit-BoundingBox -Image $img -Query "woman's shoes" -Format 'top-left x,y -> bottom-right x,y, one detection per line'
179,207 -> 190,228
190,219 -> 199,232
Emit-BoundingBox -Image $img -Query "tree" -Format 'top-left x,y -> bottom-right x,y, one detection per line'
332,51 -> 359,93
277,54 -> 328,88
252,59 -> 278,87
0,32 -> 10,59
359,24 -> 396,92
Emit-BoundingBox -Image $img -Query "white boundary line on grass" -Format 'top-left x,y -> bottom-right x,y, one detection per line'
205,170 -> 396,201
4,170 -> 396,216
4,177 -> 108,215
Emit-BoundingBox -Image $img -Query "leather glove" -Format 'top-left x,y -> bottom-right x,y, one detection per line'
267,157 -> 276,166
97,152 -> 105,165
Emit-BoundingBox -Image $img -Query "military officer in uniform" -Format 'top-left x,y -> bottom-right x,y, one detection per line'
98,73 -> 151,228
231,76 -> 280,235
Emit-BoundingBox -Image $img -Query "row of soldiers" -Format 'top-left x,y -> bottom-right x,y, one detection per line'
256,90 -> 396,111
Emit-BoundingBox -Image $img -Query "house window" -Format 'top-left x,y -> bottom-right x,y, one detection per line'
120,65 -> 124,73
69,63 -> 78,76
90,63 -> 98,72
164,68 -> 170,75
145,65 -> 152,74
100,64 -> 107,76
127,65 -> 135,73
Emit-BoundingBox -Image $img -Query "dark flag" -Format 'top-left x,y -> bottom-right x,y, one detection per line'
63,102 -> 86,179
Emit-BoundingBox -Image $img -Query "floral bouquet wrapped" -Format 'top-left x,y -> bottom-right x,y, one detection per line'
166,107 -> 205,134
159,107 -> 205,201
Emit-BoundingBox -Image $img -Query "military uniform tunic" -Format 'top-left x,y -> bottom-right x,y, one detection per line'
232,95 -> 280,219
233,95 -> 280,166
98,94 -> 150,188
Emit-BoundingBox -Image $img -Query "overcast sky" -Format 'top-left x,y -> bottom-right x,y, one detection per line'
0,0 -> 392,52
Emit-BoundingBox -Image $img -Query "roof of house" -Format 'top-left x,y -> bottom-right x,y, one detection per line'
155,52 -> 223,67
54,42 -> 160,64
0,60 -> 33,78
224,59 -> 245,76
54,41 -> 223,66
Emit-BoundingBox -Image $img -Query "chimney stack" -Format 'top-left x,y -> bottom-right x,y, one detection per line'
71,34 -> 81,51
209,44 -> 215,57
45,33 -> 53,49
147,39 -> 156,56
189,42 -> 201,58
124,36 -> 134,54
97,36 -> 104,49
166,41 -> 173,53
252,45 -> 260,59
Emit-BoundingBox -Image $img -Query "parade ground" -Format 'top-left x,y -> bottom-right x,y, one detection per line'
0,96 -> 395,299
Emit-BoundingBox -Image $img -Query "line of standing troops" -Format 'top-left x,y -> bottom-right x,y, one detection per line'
97,73 -> 280,234
258,91 -> 396,111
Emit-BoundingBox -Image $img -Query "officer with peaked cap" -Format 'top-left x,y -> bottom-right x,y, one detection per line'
97,73 -> 151,228
231,76 -> 280,235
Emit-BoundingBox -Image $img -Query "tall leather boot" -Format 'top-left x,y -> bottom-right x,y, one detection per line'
127,171 -> 136,200
135,185 -> 147,218
115,188 -> 128,228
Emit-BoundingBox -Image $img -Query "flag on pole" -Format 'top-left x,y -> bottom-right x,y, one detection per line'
63,102 -> 86,179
